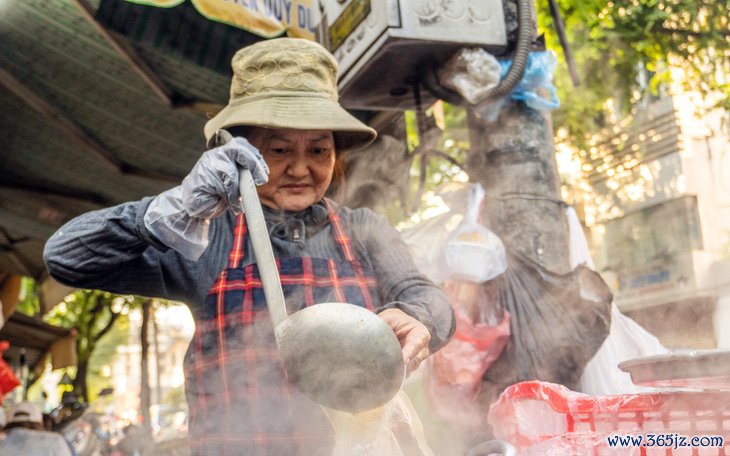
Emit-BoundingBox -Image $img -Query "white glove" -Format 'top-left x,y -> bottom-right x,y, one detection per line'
144,137 -> 269,260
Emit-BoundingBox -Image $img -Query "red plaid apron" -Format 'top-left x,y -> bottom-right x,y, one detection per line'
184,199 -> 380,456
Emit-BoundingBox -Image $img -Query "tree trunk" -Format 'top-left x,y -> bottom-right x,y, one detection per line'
464,0 -> 569,273
74,357 -> 89,403
152,305 -> 162,408
140,299 -> 152,432
466,102 -> 570,273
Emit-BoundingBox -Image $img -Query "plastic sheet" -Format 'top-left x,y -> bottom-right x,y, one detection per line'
325,390 -> 435,456
144,136 -> 269,260
479,250 -> 612,406
488,380 -> 730,455
437,48 -> 502,104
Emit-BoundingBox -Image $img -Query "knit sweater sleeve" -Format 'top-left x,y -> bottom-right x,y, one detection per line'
43,197 -> 230,306
350,208 -> 456,353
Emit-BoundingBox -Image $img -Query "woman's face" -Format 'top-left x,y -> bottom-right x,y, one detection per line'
247,128 -> 336,212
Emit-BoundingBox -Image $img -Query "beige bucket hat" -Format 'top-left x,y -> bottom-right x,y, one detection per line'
204,38 -> 377,151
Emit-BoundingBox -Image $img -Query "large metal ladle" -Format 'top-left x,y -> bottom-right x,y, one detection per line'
221,130 -> 405,413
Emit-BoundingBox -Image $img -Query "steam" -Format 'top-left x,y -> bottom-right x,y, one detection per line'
340,135 -> 411,211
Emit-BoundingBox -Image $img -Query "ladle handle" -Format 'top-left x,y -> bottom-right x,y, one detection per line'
238,167 -> 289,329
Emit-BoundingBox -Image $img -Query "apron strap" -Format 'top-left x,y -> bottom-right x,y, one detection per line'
227,213 -> 248,269
227,199 -> 359,269
322,198 -> 358,263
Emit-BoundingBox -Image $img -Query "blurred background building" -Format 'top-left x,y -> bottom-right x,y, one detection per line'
109,304 -> 194,435
561,76 -> 730,350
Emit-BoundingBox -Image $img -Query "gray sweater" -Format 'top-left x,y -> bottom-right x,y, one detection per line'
43,198 -> 455,351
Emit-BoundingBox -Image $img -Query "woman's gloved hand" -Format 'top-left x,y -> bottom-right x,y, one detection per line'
378,308 -> 431,376
144,137 -> 269,260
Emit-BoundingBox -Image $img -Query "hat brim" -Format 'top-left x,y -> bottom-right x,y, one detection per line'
204,94 -> 377,151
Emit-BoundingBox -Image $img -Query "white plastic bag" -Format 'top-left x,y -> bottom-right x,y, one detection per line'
402,183 -> 507,284
437,48 -> 501,104
443,184 -> 506,283
565,207 -> 595,270
324,390 -> 435,456
566,206 -> 668,394
578,304 -> 668,395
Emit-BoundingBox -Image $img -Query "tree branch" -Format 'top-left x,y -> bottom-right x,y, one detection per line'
95,311 -> 120,341
657,26 -> 729,39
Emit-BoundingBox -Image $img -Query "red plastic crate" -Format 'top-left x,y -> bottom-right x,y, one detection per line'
488,381 -> 730,455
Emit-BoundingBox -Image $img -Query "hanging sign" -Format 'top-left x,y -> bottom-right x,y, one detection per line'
124,0 -> 320,39
328,0 -> 369,51
125,0 -> 185,6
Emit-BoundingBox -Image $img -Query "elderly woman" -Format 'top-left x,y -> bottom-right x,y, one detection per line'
44,38 -> 454,455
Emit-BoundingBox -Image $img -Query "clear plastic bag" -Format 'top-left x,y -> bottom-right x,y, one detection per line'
424,281 -> 511,428
501,51 -> 560,112
324,390 -> 435,456
443,223 -> 508,283
401,183 -> 507,284
565,207 -> 595,270
473,51 -> 560,121
437,48 -> 502,104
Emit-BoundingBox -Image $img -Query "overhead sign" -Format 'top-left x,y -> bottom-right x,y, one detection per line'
328,0 -> 369,51
125,0 -> 320,39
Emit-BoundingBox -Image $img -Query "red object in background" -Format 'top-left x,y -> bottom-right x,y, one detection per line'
424,280 -> 511,428
0,340 -> 20,401
489,381 -> 730,455
432,308 -> 511,394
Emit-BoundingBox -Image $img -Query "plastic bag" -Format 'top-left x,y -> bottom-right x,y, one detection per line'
437,48 -> 502,104
443,223 -> 507,283
565,207 -> 595,270
564,205 -> 667,395
578,304 -> 668,395
424,281 -> 511,428
324,390 -> 435,456
502,51 -> 560,111
473,51 -> 559,121
0,341 -> 20,400
402,183 -> 507,284
478,250 -> 612,409
400,184 -> 470,284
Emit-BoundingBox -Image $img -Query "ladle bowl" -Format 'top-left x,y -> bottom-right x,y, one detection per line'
276,302 -> 405,413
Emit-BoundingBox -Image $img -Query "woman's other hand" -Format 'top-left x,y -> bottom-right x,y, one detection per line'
378,308 -> 431,376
